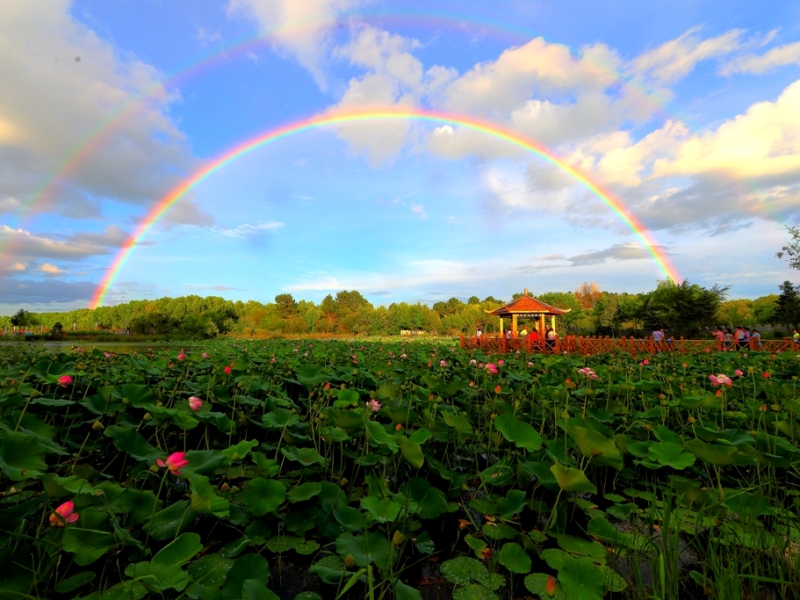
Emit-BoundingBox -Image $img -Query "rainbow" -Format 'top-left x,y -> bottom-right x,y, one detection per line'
90,107 -> 679,308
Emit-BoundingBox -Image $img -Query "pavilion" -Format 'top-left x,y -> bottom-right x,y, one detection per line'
486,288 -> 570,338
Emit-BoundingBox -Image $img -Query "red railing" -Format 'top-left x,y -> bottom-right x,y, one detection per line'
460,335 -> 795,355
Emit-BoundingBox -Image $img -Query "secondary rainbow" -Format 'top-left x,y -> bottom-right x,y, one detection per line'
90,107 -> 680,308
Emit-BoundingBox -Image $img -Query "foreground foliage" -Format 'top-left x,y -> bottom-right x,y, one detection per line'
1,340 -> 799,599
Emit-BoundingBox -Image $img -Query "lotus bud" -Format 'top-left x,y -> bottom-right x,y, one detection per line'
392,531 -> 407,545
231,452 -> 241,461
229,485 -> 240,494
143,412 -> 152,421
92,420 -> 104,431
344,554 -> 357,568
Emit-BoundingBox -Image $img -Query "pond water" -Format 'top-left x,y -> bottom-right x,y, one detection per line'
0,340 -> 199,354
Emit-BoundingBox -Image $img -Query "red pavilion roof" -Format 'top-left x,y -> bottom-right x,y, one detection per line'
487,292 -> 570,316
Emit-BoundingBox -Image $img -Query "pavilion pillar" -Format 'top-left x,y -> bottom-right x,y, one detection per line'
499,317 -> 504,335
539,314 -> 545,337
512,314 -> 518,339
550,315 -> 556,330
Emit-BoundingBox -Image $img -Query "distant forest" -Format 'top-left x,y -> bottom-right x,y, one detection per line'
1,279 -> 795,339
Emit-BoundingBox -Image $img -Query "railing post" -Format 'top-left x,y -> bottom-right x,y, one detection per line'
649,337 -> 654,354
680,336 -> 685,354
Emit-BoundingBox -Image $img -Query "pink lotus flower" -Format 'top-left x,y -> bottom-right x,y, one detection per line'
202,352 -> 209,359
709,374 -> 733,388
440,360 -> 447,367
58,375 -> 72,387
188,397 -> 203,411
469,359 -> 477,366
642,359 -> 650,365
157,451 -> 189,475
50,500 -> 79,526
578,367 -> 599,380
270,357 -> 276,363
763,372 -> 771,379
224,365 -> 232,375
497,360 -> 505,366
485,363 -> 498,374
735,369 -> 744,377
104,352 -> 112,358
366,399 -> 381,412
177,352 -> 185,362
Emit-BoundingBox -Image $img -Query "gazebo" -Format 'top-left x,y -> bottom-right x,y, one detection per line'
486,288 -> 570,338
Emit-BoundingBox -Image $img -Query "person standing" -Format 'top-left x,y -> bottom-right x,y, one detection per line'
752,329 -> 762,348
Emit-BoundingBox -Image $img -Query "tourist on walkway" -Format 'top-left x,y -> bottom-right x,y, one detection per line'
724,328 -> 733,349
752,329 -> 762,348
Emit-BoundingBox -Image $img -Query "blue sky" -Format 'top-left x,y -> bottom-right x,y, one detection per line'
1,0 -> 800,312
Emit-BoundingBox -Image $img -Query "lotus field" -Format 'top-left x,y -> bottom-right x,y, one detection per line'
2,340 -> 800,600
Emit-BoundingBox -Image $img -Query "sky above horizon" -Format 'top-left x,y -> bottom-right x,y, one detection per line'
1,0 -> 800,313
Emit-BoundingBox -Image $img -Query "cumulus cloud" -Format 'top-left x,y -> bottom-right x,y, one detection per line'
325,26 -> 431,164
227,0 -> 373,87
651,79 -> 800,180
0,1 -> 197,219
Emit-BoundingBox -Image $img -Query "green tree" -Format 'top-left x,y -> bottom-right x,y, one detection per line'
772,281 -> 800,330
638,279 -> 727,337
752,294 -> 777,325
776,225 -> 800,270
716,299 -> 754,328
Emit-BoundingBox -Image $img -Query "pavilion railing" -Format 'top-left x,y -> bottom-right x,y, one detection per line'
460,335 -> 796,355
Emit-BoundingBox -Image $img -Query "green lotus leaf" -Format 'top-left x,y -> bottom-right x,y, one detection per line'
287,481 -> 322,503
647,441 -> 696,470
497,542 -> 532,574
550,463 -> 597,494
360,495 -> 402,523
494,414 -> 542,452
242,478 -> 286,516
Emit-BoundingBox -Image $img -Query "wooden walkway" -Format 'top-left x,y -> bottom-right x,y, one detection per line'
460,335 -> 796,355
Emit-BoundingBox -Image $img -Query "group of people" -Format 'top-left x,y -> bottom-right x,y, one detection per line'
713,326 -> 762,349
476,324 -> 558,346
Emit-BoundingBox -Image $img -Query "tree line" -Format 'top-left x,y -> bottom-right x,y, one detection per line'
1,279 -> 795,339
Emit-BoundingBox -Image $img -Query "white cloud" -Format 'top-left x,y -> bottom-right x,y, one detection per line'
630,27 -> 747,84
227,0 -> 373,87
0,0 -> 197,217
720,39 -> 800,75
651,79 -> 800,179
196,27 -> 222,47
39,263 -> 66,276
217,221 -> 284,238
410,203 -> 428,220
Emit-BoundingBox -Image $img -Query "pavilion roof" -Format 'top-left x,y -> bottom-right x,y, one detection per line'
486,291 -> 570,317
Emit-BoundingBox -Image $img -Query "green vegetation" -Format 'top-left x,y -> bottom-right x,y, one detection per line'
0,279 -> 785,339
1,339 -> 799,599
